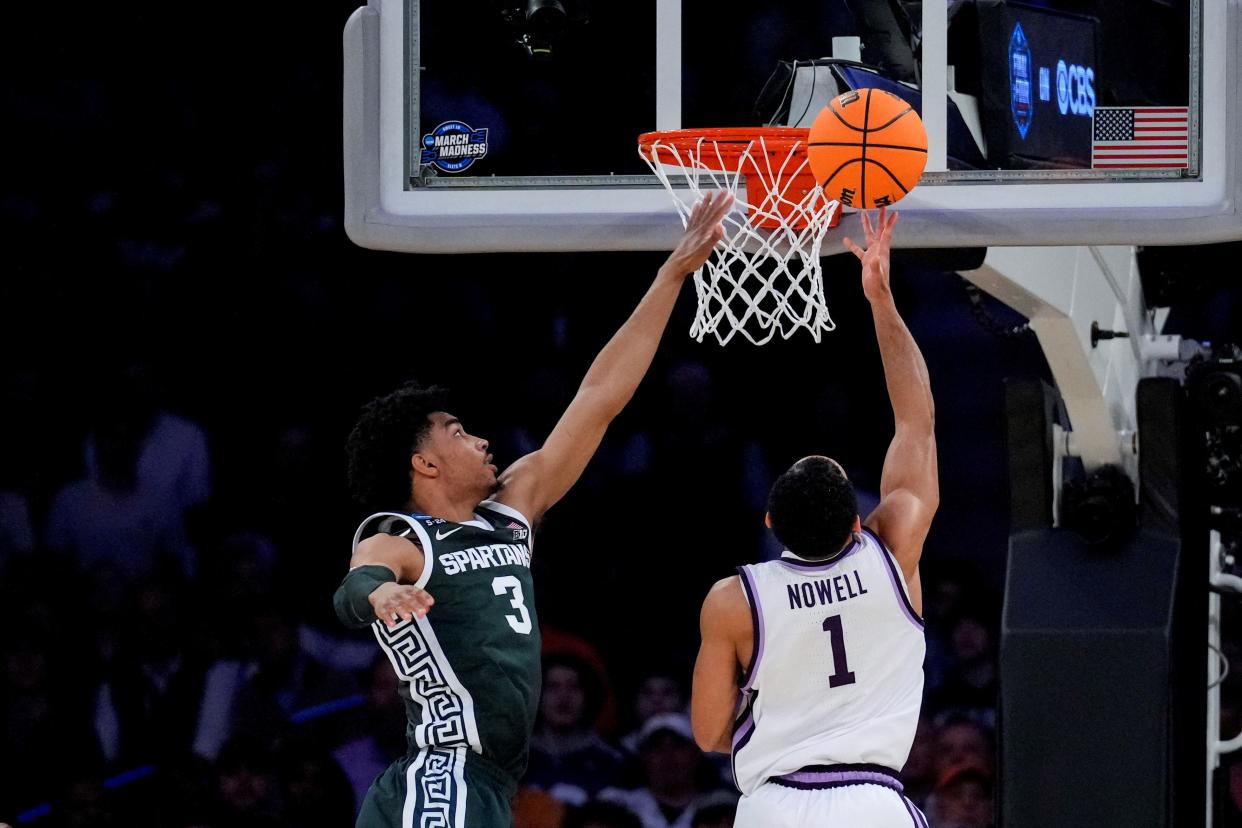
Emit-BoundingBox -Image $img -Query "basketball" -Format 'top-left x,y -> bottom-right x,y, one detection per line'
807,88 -> 928,209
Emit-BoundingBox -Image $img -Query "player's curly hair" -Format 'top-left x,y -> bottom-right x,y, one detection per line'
767,456 -> 858,560
346,382 -> 450,509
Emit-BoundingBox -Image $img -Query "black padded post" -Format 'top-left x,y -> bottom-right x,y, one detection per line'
1000,377 -> 1197,827
1003,378 -> 1059,532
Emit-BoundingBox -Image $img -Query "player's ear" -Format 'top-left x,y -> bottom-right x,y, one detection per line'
764,512 -> 773,529
411,452 -> 440,479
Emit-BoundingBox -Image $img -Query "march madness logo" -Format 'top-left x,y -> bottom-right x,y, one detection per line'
421,120 -> 489,173
1009,23 -> 1033,139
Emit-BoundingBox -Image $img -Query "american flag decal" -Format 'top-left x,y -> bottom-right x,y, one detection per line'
1091,107 -> 1189,169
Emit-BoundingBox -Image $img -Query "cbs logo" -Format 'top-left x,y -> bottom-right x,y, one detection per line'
1057,59 -> 1095,117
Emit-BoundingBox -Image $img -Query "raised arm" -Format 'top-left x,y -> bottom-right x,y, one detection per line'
844,209 -> 938,586
495,190 -> 734,524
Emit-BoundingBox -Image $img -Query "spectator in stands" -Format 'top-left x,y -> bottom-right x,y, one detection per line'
619,667 -> 688,755
598,713 -> 735,828
0,626 -> 102,818
932,714 -> 995,779
277,737 -> 356,827
45,365 -> 207,583
929,609 -> 998,724
0,490 -> 33,578
204,598 -> 358,752
525,653 -> 625,804
928,761 -> 995,828
900,714 -> 938,810
921,714 -> 995,821
91,575 -> 211,765
689,791 -> 737,828
333,654 -> 408,812
81,364 -> 211,528
211,736 -> 284,827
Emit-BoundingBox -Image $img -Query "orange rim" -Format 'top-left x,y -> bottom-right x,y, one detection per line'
639,128 -> 837,231
638,127 -> 809,163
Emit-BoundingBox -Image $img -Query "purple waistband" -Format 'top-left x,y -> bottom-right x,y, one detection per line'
771,764 -> 904,793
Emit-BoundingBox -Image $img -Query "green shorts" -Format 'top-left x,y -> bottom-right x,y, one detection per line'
356,746 -> 517,828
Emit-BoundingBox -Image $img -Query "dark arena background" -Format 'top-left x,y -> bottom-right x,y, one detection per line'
2,2 -> 1241,827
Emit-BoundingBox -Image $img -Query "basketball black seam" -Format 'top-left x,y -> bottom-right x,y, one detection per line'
823,99 -> 914,134
826,99 -> 867,133
869,106 -> 915,132
819,157 -> 865,191
866,158 -> 910,196
861,91 -> 872,207
808,141 -> 927,153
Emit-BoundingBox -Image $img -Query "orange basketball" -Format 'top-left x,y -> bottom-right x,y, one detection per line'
807,88 -> 927,209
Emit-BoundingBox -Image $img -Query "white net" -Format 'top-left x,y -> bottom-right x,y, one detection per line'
640,131 -> 840,345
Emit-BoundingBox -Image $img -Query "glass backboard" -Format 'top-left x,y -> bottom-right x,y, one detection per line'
343,0 -> 1242,253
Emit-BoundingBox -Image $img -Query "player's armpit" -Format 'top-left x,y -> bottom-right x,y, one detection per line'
692,576 -> 750,754
864,488 -> 935,576
864,493 -> 929,617
494,382 -> 627,525
493,449 -> 561,529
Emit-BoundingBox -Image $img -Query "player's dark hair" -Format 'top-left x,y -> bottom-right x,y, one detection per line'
346,382 -> 449,509
766,456 -> 858,560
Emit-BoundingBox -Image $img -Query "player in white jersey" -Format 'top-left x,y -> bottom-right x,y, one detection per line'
690,207 -> 937,828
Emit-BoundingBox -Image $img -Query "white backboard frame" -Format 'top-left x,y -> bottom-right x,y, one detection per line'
344,0 -> 1242,253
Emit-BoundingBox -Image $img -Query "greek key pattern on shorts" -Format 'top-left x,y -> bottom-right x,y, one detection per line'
414,748 -> 459,828
375,620 -> 468,746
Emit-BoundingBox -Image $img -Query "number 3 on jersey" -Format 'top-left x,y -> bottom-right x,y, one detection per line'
823,614 -> 857,687
492,575 -> 533,635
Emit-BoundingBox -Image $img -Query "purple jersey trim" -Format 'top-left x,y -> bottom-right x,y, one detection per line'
731,708 -> 755,751
903,796 -> 928,828
737,566 -> 765,691
771,763 -> 904,792
863,527 -> 924,629
777,534 -> 864,572
730,701 -> 757,791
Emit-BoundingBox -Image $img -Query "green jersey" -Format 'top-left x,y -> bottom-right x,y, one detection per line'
353,500 -> 541,784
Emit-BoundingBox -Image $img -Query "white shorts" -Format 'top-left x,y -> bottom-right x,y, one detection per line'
736,780 -> 927,828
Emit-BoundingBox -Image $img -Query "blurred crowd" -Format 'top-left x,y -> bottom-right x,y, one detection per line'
4,3 -> 1239,827
0,354 -> 1017,828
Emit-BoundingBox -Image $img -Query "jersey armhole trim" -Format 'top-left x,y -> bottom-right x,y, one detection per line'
736,566 -> 765,692
479,499 -> 532,532
862,526 -> 924,629
480,499 -> 535,557
352,512 -> 436,590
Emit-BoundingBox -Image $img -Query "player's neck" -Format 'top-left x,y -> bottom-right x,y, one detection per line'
408,488 -> 481,524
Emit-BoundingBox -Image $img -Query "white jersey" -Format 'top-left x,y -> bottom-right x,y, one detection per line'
731,528 -> 925,797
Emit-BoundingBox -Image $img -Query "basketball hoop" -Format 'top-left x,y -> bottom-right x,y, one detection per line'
639,128 -> 840,345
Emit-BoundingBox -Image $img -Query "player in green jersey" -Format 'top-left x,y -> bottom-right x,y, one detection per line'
334,190 -> 733,828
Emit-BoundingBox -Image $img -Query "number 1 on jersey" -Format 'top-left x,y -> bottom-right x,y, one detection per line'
822,614 -> 857,687
492,575 -> 533,635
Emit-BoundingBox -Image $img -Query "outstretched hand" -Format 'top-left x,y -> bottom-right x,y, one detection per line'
663,189 -> 735,278
369,581 -> 436,628
842,207 -> 898,303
